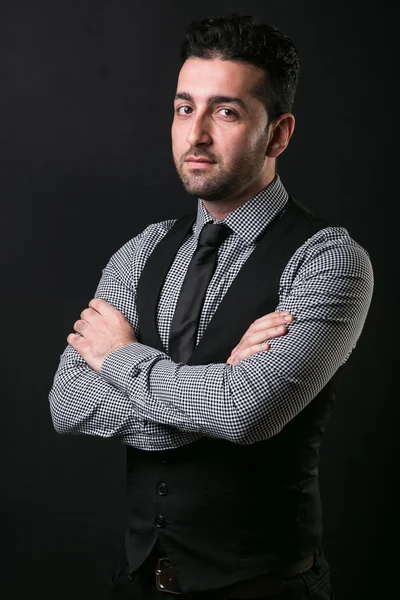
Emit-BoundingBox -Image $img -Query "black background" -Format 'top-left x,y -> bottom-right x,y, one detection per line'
0,1 -> 396,598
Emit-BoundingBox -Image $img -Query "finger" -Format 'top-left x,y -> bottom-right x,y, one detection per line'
229,339 -> 271,361
67,332 -> 80,345
73,319 -> 89,335
67,332 -> 85,349
229,313 -> 294,357
230,342 -> 271,364
253,310 -> 291,323
89,297 -> 116,315
239,323 -> 289,347
67,333 -> 90,356
242,314 -> 293,340
251,312 -> 294,332
80,307 -> 98,323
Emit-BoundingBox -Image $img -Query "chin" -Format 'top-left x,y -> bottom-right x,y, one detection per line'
181,175 -> 209,196
183,184 -> 207,198
185,187 -> 228,202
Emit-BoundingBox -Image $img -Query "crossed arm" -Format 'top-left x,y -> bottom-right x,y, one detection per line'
67,298 -> 293,373
49,293 -> 292,446
49,229 -> 373,448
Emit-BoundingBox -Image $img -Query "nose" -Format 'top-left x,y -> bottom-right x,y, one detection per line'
186,113 -> 212,147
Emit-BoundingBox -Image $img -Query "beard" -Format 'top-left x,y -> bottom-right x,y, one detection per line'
174,138 -> 269,202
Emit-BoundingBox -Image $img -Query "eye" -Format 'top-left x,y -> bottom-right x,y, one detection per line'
217,108 -> 237,119
176,105 -> 193,116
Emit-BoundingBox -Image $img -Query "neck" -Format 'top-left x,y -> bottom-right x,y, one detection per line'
201,169 -> 276,221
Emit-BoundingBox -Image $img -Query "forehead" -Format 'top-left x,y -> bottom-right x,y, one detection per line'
176,58 -> 265,101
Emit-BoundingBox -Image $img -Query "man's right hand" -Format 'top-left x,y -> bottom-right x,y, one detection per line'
226,311 -> 294,365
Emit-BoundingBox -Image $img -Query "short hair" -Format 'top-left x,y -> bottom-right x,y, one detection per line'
180,13 -> 300,123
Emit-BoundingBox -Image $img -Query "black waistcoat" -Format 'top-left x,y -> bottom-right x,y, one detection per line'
126,198 -> 337,594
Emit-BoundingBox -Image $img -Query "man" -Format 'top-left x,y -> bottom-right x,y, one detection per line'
49,13 -> 373,600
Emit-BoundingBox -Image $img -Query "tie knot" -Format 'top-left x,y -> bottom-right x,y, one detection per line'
198,223 -> 230,248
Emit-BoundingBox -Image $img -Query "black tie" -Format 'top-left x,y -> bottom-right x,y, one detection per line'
168,222 -> 230,363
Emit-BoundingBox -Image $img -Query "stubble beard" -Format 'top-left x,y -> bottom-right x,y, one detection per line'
178,164 -> 237,201
175,142 -> 268,202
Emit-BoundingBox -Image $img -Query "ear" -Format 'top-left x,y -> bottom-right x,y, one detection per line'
266,113 -> 295,158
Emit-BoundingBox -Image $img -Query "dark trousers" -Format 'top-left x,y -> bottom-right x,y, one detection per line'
108,548 -> 335,600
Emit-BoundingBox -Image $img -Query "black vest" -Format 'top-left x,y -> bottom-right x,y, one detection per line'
125,198 -> 337,594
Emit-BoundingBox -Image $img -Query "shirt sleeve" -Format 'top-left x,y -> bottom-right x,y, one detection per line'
48,222 -> 202,449
100,229 -> 374,445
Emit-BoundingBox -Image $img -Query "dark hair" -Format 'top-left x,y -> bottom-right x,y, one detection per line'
180,13 -> 300,123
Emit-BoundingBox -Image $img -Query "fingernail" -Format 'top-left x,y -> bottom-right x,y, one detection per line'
284,315 -> 293,321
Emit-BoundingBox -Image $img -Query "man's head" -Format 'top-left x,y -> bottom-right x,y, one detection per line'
171,14 -> 299,213
180,14 -> 300,123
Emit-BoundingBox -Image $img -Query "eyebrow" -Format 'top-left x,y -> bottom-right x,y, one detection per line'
174,92 -> 248,112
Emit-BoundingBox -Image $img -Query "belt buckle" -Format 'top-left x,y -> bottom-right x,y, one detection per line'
155,557 -> 182,595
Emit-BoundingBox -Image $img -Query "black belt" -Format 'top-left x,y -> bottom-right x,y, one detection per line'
155,554 -> 314,597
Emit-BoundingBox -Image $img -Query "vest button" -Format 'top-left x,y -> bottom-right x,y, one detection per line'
157,483 -> 168,496
155,515 -> 166,528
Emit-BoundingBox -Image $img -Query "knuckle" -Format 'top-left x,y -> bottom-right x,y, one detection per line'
89,298 -> 100,308
117,312 -> 127,325
95,318 -> 104,330
233,350 -> 242,361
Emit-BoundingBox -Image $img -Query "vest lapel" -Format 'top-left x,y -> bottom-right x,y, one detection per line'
136,198 -> 327,364
136,213 -> 196,353
189,198 -> 326,364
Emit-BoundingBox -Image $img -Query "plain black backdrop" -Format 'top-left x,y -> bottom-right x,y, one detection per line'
0,1 -> 396,599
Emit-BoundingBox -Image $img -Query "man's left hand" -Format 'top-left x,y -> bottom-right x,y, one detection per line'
68,298 -> 137,373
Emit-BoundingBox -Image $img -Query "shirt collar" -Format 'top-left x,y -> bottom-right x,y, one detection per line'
194,175 -> 289,246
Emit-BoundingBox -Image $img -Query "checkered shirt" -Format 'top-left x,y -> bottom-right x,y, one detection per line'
49,176 -> 374,449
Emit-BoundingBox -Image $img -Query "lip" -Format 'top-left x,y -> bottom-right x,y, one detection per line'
185,157 -> 215,168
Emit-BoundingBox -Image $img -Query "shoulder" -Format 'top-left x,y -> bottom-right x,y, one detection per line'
104,218 -> 178,282
308,226 -> 372,275
284,224 -> 374,292
119,218 -> 177,258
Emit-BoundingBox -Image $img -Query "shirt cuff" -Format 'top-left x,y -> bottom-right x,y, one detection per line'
100,342 -> 167,392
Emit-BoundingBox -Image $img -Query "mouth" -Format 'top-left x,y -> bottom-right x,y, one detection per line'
185,157 -> 216,169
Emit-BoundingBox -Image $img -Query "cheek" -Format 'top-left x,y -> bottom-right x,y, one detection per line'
171,122 -> 186,155
219,132 -> 253,163
218,127 -> 254,152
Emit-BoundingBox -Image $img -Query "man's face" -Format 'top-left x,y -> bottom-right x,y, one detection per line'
172,57 -> 271,202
